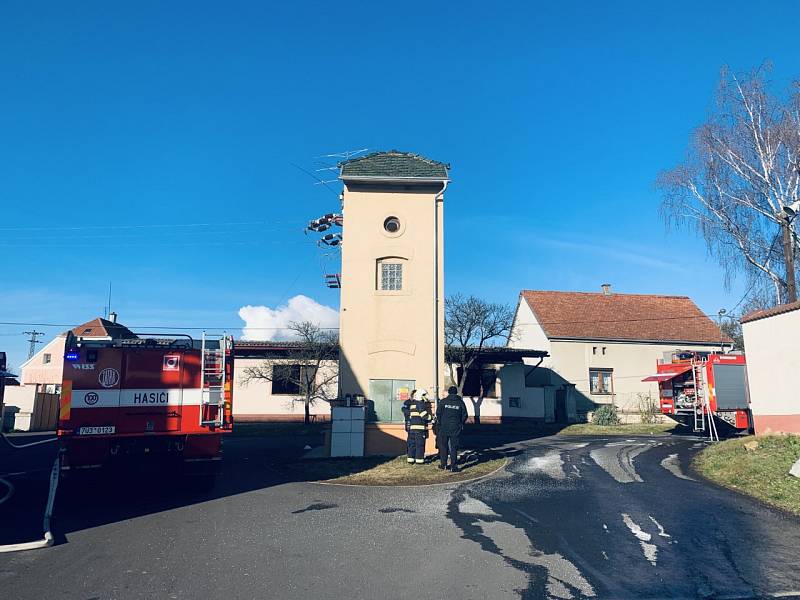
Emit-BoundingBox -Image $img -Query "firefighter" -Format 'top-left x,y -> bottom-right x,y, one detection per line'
435,386 -> 468,472
402,389 -> 431,464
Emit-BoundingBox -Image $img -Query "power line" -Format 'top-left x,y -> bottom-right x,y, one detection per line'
0,314 -> 731,337
0,239 -> 315,249
0,220 -> 299,232
2,321 -> 338,331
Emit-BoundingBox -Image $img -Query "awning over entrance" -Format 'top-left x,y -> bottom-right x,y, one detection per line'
642,365 -> 692,382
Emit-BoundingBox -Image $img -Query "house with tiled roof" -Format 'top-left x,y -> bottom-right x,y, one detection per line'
4,314 -> 137,431
509,285 -> 732,419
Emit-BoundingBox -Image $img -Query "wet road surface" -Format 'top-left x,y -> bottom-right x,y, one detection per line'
1,433 -> 799,599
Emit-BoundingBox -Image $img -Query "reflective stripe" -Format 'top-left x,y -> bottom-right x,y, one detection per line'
59,380 -> 72,423
410,412 -> 421,417
410,425 -> 426,430
419,411 -> 428,417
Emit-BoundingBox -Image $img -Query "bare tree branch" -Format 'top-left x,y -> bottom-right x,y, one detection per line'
444,294 -> 516,424
241,321 -> 339,424
658,65 -> 800,307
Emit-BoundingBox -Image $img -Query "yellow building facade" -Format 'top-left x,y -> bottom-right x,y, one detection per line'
337,151 -> 449,454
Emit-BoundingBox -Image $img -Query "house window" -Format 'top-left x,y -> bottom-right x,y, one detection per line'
589,369 -> 613,395
271,364 -> 316,395
458,368 -> 498,398
509,397 -> 521,408
43,353 -> 51,364
378,261 -> 403,291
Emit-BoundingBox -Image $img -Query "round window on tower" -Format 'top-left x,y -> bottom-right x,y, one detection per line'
383,216 -> 401,234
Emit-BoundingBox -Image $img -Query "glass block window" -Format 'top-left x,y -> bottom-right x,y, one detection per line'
380,262 -> 403,291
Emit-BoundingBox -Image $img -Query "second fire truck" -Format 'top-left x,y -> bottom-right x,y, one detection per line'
643,350 -> 751,438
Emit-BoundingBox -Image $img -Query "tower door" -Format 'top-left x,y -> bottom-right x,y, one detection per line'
368,379 -> 415,422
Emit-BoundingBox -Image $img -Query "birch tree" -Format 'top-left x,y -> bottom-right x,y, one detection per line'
658,66 -> 800,306
241,321 -> 338,424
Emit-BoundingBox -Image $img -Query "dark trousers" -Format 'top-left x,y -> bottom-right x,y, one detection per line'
437,432 -> 460,467
407,431 -> 426,460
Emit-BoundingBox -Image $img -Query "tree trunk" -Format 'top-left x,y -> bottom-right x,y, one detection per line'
471,398 -> 481,425
304,397 -> 311,425
783,217 -> 797,303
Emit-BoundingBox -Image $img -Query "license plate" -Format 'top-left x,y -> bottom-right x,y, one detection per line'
77,426 -> 115,435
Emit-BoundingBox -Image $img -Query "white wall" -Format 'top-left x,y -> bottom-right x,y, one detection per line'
233,358 -> 338,420
21,335 -> 66,385
547,339 -> 725,412
460,363 -> 549,421
510,298 -> 551,357
2,386 -> 36,431
742,308 -> 800,434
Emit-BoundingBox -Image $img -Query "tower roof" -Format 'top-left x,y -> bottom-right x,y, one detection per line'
339,150 -> 449,180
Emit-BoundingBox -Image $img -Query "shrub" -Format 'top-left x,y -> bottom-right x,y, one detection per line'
637,393 -> 661,425
592,404 -> 621,426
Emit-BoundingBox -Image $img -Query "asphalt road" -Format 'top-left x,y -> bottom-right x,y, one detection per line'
1,433 -> 799,599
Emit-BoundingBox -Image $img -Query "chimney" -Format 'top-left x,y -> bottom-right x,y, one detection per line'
601,283 -> 612,296
109,311 -> 117,323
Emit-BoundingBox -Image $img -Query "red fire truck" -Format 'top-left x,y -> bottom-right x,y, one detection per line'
642,350 -> 751,435
57,332 -> 234,478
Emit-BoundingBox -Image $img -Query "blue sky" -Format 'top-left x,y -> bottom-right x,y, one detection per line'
2,1 -> 799,369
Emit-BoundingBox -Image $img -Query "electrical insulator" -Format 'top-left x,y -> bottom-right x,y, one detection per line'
319,233 -> 342,247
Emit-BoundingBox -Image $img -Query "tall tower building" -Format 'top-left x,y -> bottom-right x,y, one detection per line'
337,151 -> 449,451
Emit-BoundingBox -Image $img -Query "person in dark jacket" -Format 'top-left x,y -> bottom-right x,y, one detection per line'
435,386 -> 468,471
401,389 -> 431,464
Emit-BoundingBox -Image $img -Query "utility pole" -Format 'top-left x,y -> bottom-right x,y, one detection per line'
782,214 -> 797,303
23,330 -> 44,359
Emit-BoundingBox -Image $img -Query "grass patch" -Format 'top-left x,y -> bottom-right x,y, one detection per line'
233,422 -> 326,437
284,450 -> 508,486
693,435 -> 800,515
558,422 -> 677,436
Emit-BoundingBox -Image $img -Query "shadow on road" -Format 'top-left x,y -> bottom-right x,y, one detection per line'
0,431 -> 325,547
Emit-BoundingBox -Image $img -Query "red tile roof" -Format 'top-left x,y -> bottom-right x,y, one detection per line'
71,317 -> 137,340
740,300 -> 800,324
520,290 -> 731,344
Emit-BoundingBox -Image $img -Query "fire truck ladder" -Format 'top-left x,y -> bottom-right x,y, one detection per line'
691,360 -> 705,433
691,358 -> 719,442
200,332 -> 228,427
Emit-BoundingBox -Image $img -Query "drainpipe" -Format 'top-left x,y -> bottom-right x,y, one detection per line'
434,179 -> 448,403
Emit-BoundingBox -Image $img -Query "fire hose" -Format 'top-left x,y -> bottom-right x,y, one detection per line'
0,433 -> 60,553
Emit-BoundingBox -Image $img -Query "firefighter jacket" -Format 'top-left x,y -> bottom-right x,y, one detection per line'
435,392 -> 468,435
402,399 -> 431,432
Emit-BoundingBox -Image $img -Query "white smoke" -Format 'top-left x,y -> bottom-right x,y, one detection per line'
238,295 -> 339,341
